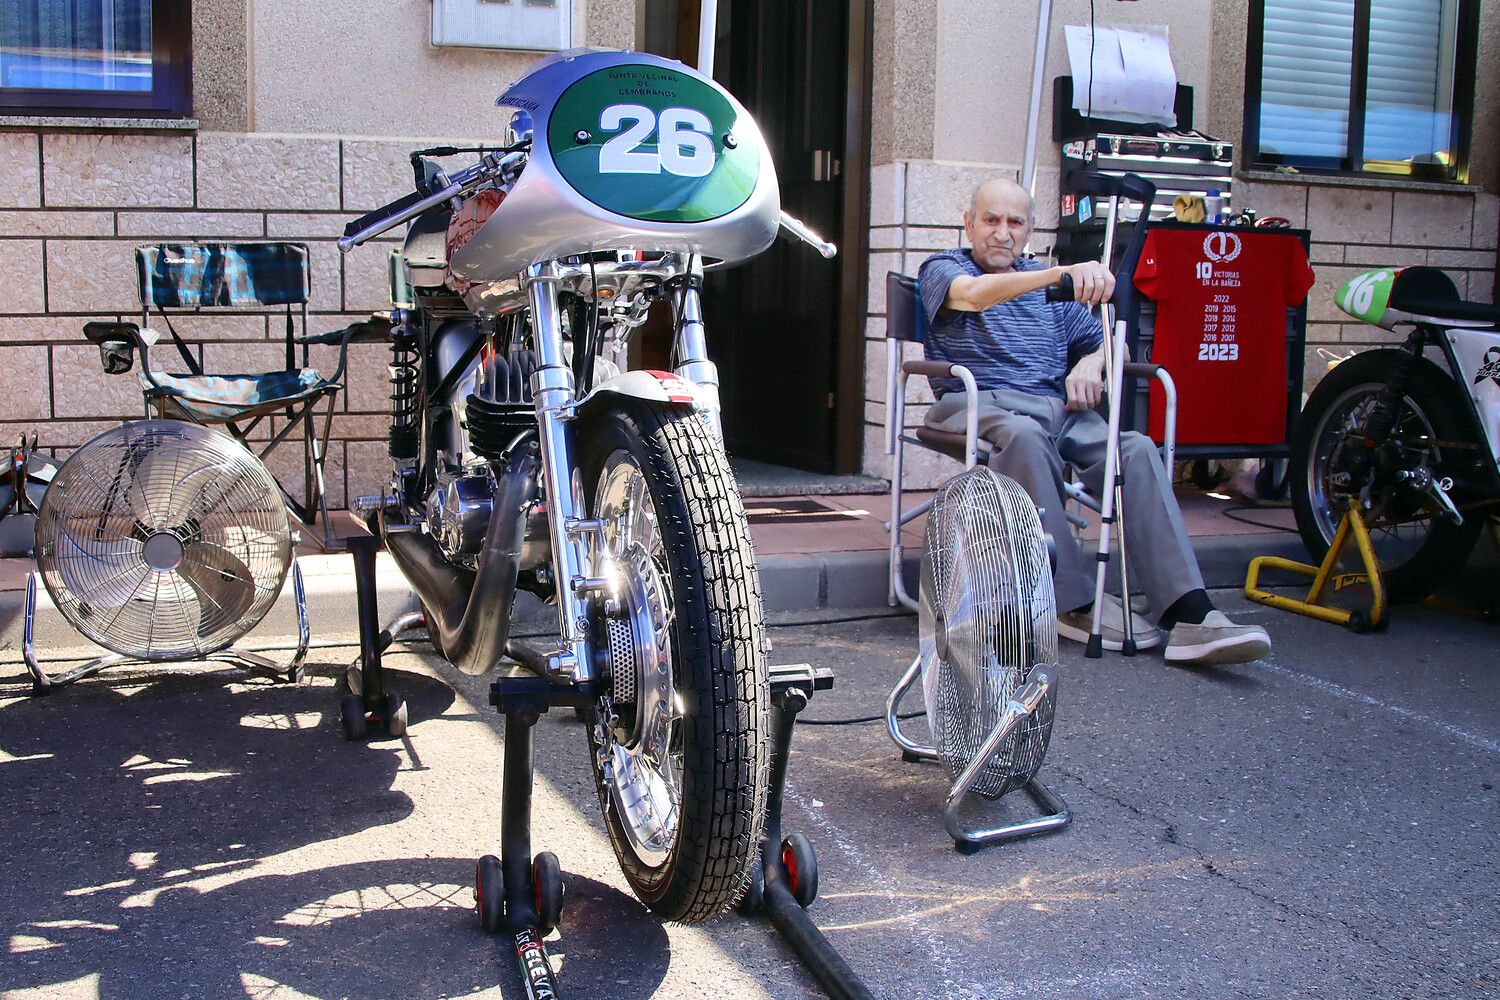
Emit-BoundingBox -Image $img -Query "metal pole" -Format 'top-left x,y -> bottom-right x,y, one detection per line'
698,0 -> 719,76
1020,0 -> 1054,194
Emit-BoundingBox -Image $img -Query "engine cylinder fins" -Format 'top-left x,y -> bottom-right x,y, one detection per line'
465,394 -> 537,462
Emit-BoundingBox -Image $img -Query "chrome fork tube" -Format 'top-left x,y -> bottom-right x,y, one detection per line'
525,262 -> 593,682
672,279 -> 723,438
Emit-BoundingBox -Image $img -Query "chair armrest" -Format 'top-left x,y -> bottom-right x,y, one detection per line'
901,359 -> 961,379
299,315 -> 393,386
894,357 -> 981,467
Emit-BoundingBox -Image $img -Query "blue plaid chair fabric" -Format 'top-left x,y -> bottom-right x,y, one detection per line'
137,244 -> 311,308
143,369 -> 333,423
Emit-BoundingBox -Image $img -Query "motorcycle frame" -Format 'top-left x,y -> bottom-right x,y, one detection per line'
1368,321 -> 1500,494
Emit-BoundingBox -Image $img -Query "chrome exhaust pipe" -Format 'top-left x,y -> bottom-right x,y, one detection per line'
381,447 -> 538,675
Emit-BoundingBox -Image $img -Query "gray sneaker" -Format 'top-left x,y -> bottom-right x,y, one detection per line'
1057,593 -> 1163,652
1164,610 -> 1271,665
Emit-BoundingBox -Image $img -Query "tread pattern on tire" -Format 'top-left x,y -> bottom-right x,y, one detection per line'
580,400 -> 771,924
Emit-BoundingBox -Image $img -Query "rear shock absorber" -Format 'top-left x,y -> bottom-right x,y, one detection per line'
388,318 -> 420,465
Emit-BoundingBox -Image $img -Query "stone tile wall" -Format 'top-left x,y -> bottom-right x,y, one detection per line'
0,129 -> 444,510
865,159 -> 1500,487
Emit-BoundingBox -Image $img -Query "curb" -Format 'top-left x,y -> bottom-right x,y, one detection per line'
0,535 -> 1306,660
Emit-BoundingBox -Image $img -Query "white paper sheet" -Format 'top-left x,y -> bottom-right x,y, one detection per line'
1064,23 -> 1177,127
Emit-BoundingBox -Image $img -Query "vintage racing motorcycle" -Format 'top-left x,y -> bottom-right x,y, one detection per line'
1292,264 -> 1500,600
336,49 -> 834,924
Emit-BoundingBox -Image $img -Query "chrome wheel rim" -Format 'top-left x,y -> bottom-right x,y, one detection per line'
1308,381 -> 1444,569
592,449 -> 681,868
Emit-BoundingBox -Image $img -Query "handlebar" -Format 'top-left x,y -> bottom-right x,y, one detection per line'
337,149 -> 526,253
339,147 -> 837,264
778,211 -> 837,259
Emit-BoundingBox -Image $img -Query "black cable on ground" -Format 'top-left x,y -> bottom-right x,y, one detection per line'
1222,505 -> 1298,532
800,710 -> 924,727
767,609 -> 915,628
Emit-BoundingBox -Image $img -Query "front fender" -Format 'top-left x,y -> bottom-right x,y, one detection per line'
574,369 -> 702,417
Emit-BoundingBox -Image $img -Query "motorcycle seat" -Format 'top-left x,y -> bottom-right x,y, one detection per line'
1390,266 -> 1500,326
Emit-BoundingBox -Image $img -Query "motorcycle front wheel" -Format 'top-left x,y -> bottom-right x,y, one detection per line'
577,398 -> 769,923
1290,350 -> 1484,600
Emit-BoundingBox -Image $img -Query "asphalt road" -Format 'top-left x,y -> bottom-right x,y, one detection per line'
1,585 -> 1496,999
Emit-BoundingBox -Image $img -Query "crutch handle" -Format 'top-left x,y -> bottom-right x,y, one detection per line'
1044,272 -> 1119,305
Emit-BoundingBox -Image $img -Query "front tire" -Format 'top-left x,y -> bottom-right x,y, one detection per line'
577,400 -> 769,924
1291,350 -> 1484,600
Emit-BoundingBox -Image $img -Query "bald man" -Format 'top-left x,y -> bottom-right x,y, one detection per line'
917,177 -> 1270,666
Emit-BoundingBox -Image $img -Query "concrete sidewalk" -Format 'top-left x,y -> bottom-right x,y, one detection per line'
0,487 -> 1310,656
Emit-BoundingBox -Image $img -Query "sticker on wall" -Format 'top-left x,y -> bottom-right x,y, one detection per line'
1078,197 -> 1093,224
1062,194 -> 1077,218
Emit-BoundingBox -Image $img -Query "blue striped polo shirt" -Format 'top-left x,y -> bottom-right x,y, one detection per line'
917,251 -> 1102,399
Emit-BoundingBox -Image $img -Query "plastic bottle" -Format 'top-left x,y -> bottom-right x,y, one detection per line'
1205,189 -> 1223,225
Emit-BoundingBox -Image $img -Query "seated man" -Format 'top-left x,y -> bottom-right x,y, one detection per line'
918,177 -> 1269,665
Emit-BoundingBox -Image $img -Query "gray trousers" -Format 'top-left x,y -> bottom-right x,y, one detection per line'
926,388 -> 1203,616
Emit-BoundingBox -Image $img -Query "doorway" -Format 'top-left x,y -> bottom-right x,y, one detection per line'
642,0 -> 869,474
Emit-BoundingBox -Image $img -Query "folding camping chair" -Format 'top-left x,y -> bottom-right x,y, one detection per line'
883,269 -> 1179,612
80,242 -> 369,550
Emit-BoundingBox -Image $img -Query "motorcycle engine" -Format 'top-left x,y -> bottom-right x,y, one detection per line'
426,467 -> 493,569
425,464 -> 553,574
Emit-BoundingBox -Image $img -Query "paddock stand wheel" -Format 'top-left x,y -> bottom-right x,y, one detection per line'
533,851 -> 565,932
744,663 -> 874,1000
781,833 -> 819,909
476,854 -> 505,934
340,693 -> 368,741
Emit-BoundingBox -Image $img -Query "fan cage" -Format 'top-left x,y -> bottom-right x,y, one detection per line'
35,420 -> 293,661
921,467 -> 1058,800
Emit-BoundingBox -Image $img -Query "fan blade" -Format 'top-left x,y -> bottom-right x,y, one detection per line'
50,520 -> 147,611
176,540 -> 257,636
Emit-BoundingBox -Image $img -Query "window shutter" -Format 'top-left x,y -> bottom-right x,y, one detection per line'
1364,0 -> 1451,163
1258,0 -> 1357,160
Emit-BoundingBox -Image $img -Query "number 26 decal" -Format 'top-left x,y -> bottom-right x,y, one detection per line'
598,104 -> 715,178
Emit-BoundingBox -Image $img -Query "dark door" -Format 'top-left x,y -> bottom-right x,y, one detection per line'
705,1 -> 849,473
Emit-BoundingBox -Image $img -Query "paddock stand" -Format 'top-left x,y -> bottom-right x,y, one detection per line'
475,659 -> 872,1000
339,533 -> 413,740
739,662 -> 874,1000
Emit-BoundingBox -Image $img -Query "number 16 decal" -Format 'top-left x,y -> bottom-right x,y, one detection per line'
599,104 -> 715,178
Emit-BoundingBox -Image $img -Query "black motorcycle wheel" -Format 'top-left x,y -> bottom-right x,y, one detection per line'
577,399 -> 769,924
1291,350 -> 1484,601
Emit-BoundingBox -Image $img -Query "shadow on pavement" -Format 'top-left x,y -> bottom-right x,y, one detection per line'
0,663 -> 675,998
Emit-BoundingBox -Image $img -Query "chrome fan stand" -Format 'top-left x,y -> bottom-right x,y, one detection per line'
21,562 -> 309,696
887,661 -> 1070,851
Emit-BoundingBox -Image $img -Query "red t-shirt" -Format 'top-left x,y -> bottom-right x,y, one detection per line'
1134,229 -> 1314,445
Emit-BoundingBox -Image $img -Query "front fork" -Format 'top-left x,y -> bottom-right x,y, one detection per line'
523,261 -> 719,682
670,269 -> 724,439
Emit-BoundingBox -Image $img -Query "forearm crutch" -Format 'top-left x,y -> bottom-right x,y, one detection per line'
1045,175 -> 1160,659
1097,196 -> 1142,657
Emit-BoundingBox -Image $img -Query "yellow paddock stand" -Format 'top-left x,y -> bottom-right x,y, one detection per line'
1245,501 -> 1387,633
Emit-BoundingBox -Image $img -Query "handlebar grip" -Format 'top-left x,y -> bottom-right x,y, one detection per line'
1044,273 -> 1075,303
342,189 -> 429,240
